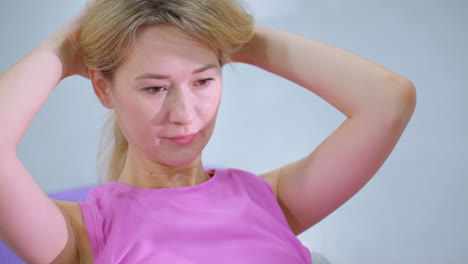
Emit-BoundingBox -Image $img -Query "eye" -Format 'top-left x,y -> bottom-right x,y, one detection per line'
144,86 -> 167,95
194,78 -> 214,87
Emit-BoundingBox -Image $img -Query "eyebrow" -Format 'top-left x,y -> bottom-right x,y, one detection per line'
135,63 -> 219,80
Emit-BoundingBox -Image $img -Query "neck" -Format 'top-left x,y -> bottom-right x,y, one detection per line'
117,147 -> 210,189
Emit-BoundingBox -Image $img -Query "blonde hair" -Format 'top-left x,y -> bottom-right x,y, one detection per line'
80,0 -> 254,183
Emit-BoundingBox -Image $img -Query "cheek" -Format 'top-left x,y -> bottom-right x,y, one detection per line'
197,93 -> 221,139
199,83 -> 222,116
114,96 -> 162,141
197,96 -> 220,124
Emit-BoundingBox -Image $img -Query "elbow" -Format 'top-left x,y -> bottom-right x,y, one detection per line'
400,76 -> 417,118
386,73 -> 417,119
0,140 -> 16,156
382,75 -> 417,132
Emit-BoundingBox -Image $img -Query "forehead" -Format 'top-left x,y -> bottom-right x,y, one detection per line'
120,24 -> 219,73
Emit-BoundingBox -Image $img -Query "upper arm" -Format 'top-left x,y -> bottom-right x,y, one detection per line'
260,106 -> 415,236
49,199 -> 81,264
0,153 -> 78,264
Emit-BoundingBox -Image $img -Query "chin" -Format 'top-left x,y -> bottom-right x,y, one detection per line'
152,132 -> 210,167
161,156 -> 200,168
157,147 -> 203,167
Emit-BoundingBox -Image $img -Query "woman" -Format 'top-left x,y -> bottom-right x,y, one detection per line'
0,0 -> 416,263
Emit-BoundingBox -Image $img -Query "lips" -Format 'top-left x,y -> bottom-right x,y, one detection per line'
168,133 -> 195,139
167,133 -> 196,145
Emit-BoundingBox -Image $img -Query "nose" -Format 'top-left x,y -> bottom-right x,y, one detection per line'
167,86 -> 195,126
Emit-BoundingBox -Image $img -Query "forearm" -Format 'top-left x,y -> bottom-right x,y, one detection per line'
0,3 -> 90,154
0,46 -> 63,152
233,25 -> 415,118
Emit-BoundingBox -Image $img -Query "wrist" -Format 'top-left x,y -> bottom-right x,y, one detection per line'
38,35 -> 74,80
230,25 -> 267,66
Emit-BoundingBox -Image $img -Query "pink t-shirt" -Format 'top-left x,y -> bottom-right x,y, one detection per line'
79,168 -> 312,263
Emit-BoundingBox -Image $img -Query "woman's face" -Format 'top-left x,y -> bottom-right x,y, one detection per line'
107,24 -> 222,167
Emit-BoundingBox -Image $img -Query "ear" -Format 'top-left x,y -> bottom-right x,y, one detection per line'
89,69 -> 113,109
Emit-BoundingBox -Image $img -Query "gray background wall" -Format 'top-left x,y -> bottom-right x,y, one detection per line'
1,0 -> 467,263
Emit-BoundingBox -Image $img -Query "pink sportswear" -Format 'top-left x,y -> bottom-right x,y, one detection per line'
79,168 -> 312,263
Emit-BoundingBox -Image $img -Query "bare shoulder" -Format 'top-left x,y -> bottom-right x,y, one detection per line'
258,168 -> 281,202
51,199 -> 93,264
258,167 -> 302,235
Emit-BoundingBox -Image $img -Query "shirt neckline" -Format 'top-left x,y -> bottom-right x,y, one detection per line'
108,169 -> 220,197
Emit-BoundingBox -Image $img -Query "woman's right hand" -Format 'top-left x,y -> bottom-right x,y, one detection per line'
38,2 -> 94,80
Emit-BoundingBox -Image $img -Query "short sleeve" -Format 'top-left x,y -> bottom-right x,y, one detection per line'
78,187 -> 106,260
